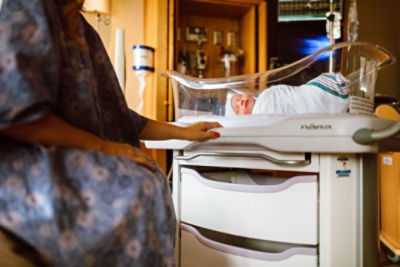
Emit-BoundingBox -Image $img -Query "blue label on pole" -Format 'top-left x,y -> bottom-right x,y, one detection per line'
336,169 -> 351,177
133,66 -> 154,71
133,45 -> 155,52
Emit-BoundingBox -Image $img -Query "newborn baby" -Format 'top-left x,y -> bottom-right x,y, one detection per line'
225,73 -> 350,116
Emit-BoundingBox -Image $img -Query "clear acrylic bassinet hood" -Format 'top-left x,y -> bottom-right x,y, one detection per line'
163,42 -> 395,121
144,42 -> 400,152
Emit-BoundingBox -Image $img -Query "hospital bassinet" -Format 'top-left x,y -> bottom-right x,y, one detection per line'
146,41 -> 400,267
164,42 -> 394,121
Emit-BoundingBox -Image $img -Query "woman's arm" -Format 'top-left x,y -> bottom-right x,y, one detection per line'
139,119 -> 222,141
0,113 -> 156,170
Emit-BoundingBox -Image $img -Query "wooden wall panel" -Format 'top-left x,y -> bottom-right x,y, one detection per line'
144,0 -> 169,121
357,0 -> 400,98
258,1 -> 267,72
168,0 -> 176,122
239,6 -> 256,74
143,0 -> 171,172
257,1 -> 268,90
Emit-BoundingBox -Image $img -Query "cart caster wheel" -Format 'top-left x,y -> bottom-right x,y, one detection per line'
382,243 -> 400,264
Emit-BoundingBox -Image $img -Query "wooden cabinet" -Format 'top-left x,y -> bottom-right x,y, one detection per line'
143,0 -> 268,122
142,0 -> 268,170
176,0 -> 268,78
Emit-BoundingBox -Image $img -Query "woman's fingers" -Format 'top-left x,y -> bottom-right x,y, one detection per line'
200,131 -> 220,140
201,121 -> 223,131
129,147 -> 156,171
184,121 -> 223,141
193,130 -> 221,141
189,121 -> 222,131
195,121 -> 222,130
101,141 -> 156,171
130,155 -> 156,171
130,147 -> 154,163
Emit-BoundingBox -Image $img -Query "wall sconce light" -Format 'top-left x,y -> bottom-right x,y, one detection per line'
83,0 -> 110,30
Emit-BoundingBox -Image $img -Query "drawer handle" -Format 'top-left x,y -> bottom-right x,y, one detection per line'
176,152 -> 311,166
181,223 -> 317,261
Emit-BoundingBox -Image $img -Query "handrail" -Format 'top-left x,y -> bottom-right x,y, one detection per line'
175,152 -> 311,167
353,120 -> 400,144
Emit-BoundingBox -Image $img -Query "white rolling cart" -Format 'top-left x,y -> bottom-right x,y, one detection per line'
145,114 -> 400,267
145,42 -> 399,266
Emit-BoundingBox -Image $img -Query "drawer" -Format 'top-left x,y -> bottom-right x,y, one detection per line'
180,223 -> 318,267
180,168 -> 318,245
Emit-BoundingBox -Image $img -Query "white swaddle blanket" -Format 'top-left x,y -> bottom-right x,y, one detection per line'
252,73 -> 349,115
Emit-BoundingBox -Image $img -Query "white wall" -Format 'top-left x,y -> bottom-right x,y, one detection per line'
83,0 -> 145,110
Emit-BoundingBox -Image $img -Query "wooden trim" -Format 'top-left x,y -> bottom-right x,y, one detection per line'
258,1 -> 267,72
144,0 -> 169,121
168,0 -> 176,122
181,0 -> 264,7
239,6 -> 256,74
143,0 -> 170,172
342,0 -> 349,42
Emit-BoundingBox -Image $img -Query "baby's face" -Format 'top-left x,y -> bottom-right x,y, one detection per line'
231,94 -> 255,115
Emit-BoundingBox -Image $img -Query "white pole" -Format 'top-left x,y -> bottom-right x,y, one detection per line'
115,28 -> 125,94
328,0 -> 335,73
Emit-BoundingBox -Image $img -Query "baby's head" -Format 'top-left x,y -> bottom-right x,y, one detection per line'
225,93 -> 256,116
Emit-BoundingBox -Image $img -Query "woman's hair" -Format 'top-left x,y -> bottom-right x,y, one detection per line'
61,0 -> 86,46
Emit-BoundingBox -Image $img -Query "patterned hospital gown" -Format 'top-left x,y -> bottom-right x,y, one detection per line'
0,0 -> 176,266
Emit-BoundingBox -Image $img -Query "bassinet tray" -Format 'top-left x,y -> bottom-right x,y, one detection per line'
144,114 -> 395,153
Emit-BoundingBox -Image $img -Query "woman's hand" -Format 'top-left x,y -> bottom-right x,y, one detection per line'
139,119 -> 223,141
101,141 -> 156,171
182,121 -> 222,141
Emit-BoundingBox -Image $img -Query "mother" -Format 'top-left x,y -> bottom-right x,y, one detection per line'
0,0 -> 220,266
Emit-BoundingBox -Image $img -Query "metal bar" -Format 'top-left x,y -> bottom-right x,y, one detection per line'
175,152 -> 311,166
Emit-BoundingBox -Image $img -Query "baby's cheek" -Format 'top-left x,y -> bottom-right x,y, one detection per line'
232,103 -> 239,114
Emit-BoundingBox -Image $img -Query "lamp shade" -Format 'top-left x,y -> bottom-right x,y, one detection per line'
83,0 -> 110,14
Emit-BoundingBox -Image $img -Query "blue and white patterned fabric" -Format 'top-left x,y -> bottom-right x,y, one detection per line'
0,0 -> 176,266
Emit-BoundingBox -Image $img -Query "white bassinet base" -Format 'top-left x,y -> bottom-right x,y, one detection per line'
144,114 -> 396,153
